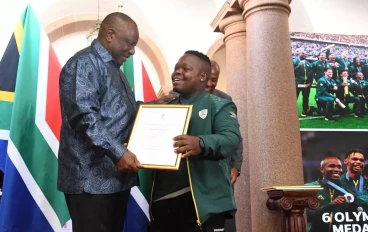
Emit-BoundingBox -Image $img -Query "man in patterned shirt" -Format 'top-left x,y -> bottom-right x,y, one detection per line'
58,12 -> 174,232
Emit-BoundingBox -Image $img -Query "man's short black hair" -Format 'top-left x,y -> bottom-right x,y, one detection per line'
320,156 -> 341,168
339,69 -> 348,75
98,12 -> 135,38
345,149 -> 365,159
184,50 -> 211,76
324,67 -> 332,72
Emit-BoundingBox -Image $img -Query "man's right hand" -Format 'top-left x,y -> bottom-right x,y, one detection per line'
332,196 -> 346,205
116,151 -> 142,172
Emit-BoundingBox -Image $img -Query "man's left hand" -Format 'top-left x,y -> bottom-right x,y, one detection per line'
154,93 -> 179,104
230,168 -> 239,185
173,135 -> 202,158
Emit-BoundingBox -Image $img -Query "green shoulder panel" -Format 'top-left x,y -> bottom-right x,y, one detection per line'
305,180 -> 320,186
207,93 -> 236,114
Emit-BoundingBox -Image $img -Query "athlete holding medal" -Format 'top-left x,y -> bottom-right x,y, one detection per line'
305,156 -> 347,231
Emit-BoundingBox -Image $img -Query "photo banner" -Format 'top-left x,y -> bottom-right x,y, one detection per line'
293,31 -> 368,232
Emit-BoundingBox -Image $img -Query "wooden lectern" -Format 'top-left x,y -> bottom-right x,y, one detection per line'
262,186 -> 322,232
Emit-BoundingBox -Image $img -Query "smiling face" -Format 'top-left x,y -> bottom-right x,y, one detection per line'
206,60 -> 219,94
321,157 -> 343,182
325,69 -> 333,79
344,152 -> 365,175
172,54 -> 207,98
105,21 -> 139,66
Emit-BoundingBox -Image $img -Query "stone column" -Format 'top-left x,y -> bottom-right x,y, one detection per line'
238,0 -> 304,231
218,10 -> 252,232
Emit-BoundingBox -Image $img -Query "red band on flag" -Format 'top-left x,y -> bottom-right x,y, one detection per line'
46,45 -> 61,141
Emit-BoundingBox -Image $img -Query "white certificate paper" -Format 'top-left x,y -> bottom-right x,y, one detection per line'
127,104 -> 192,170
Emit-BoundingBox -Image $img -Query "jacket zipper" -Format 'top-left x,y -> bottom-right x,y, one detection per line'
186,157 -> 202,226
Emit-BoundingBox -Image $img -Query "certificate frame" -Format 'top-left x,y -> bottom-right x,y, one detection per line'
127,104 -> 192,170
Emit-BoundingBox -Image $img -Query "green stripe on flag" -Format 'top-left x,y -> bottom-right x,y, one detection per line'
122,56 -> 135,91
0,102 -> 13,130
138,170 -> 153,201
122,54 -> 153,202
9,6 -> 69,225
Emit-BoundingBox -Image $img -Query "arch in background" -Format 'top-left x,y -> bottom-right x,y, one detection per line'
45,14 -> 172,96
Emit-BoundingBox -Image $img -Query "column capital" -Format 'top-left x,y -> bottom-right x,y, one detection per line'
265,188 -> 319,232
241,0 -> 292,20
218,13 -> 246,43
211,2 -> 243,33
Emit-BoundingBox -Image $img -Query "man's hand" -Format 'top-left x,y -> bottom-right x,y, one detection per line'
332,196 -> 346,205
154,94 -> 179,104
305,84 -> 311,88
298,61 -> 304,66
230,168 -> 239,185
173,135 -> 202,158
116,151 -> 143,172
333,85 -> 338,91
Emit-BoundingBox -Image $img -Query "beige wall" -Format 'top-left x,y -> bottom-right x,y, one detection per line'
289,0 -> 368,35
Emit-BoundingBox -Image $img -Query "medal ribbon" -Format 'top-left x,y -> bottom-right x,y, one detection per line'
345,173 -> 364,194
323,178 -> 350,195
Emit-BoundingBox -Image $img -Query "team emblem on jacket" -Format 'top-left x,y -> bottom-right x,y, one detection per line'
199,109 -> 208,119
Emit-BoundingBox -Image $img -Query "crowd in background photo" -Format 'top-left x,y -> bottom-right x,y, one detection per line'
292,32 -> 368,120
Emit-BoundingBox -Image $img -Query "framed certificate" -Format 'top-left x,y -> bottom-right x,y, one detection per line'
127,104 -> 192,170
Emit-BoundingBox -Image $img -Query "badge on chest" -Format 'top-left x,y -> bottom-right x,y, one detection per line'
199,109 -> 208,119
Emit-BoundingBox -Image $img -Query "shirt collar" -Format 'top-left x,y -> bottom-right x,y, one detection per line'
91,39 -> 115,64
179,90 -> 207,104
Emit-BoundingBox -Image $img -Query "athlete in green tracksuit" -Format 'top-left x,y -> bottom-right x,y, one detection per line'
313,53 -> 329,82
350,72 -> 368,114
334,70 -> 362,117
150,50 -> 241,232
315,68 -> 341,120
339,149 -> 368,228
305,157 -> 347,232
293,50 -> 314,116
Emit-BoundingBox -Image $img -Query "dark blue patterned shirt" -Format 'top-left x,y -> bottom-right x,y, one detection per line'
58,40 -> 139,194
